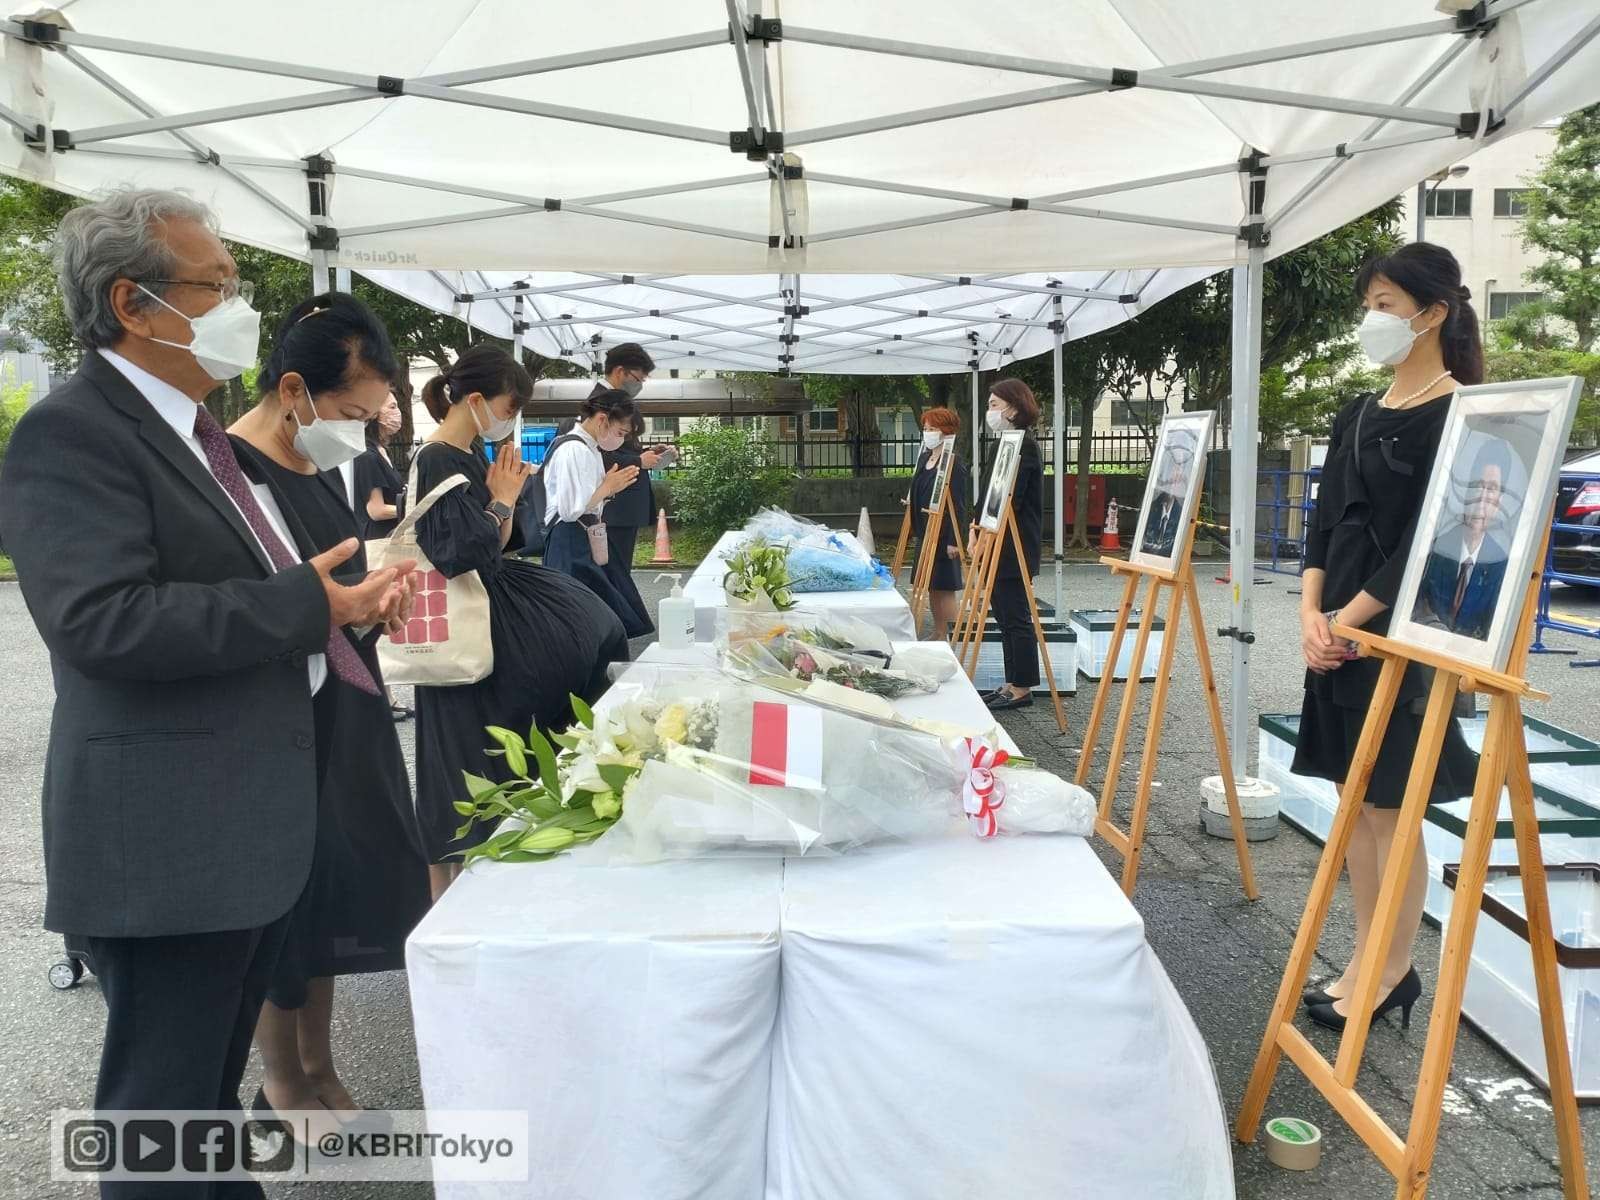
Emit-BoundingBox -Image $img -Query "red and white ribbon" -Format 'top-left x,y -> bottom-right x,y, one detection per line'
963,738 -> 1011,838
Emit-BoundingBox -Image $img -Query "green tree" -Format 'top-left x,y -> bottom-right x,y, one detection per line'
669,422 -> 793,536
1516,103 -> 1600,351
0,363 -> 33,469
0,179 -> 77,373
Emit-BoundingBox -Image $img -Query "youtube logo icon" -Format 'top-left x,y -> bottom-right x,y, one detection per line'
122,1120 -> 175,1173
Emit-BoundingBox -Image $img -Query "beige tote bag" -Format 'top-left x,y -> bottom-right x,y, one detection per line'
367,452 -> 494,686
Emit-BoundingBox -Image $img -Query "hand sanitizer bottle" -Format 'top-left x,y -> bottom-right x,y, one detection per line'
656,574 -> 694,649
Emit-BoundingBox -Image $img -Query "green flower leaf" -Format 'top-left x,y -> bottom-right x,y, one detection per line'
528,726 -> 560,796
570,694 -> 596,730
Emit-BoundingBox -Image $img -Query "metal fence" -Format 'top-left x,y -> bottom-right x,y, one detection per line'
740,428 -> 1165,475
1256,468 -> 1320,577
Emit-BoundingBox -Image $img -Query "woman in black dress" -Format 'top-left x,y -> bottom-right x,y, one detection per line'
414,344 -> 630,898
1295,243 -> 1480,1031
908,405 -> 968,639
353,390 -> 405,539
228,293 -> 431,1134
976,379 -> 1044,711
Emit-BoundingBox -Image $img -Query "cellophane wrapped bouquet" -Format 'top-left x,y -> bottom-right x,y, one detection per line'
454,669 -> 1095,867
734,508 -> 895,593
717,608 -> 954,700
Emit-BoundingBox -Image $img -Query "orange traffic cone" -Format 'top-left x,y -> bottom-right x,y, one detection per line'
651,508 -> 676,564
1099,498 -> 1122,551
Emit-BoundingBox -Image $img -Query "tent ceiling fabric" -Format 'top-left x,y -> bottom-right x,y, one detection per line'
359,266 -> 1218,375
4,0 -> 1600,280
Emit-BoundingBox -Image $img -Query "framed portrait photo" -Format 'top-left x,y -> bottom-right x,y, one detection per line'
979,429 -> 1025,532
1389,376 -> 1583,673
926,435 -> 958,514
1129,410 -> 1216,570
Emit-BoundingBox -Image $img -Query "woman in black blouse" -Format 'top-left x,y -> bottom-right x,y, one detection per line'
1295,242 -> 1480,1031
975,379 -> 1044,711
909,406 -> 969,639
352,390 -> 405,540
412,345 -> 630,898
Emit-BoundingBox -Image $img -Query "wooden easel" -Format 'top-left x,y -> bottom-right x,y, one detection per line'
950,496 -> 1068,734
1236,537 -> 1588,1200
907,481 -> 969,632
1072,513 -> 1259,901
890,497 -> 915,580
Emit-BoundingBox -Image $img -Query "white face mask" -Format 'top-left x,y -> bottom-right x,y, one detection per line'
471,396 -> 518,443
138,287 -> 261,381
598,424 -> 626,453
921,429 -> 944,451
985,409 -> 1008,433
291,389 -> 368,471
1357,308 -> 1424,367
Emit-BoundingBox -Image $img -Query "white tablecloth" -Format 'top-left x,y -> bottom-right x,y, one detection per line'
408,643 -> 1232,1200
684,530 -> 916,642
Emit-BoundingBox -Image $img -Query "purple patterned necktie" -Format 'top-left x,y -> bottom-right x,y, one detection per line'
191,406 -> 380,695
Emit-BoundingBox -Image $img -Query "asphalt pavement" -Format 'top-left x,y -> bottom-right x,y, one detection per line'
1,565 -> 1597,1198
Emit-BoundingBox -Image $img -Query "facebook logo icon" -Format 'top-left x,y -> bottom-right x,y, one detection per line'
180,1120 -> 236,1174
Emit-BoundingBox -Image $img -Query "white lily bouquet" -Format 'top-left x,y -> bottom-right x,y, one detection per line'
454,670 -> 1094,867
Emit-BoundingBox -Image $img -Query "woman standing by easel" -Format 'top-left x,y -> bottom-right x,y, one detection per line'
974,379 -> 1043,712
1294,242 -> 1480,1029
910,406 -> 968,639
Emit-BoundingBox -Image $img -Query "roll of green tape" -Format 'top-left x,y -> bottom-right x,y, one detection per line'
1264,1116 -> 1323,1171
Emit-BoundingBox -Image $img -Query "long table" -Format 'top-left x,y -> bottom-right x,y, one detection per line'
682,529 -> 916,642
407,642 -> 1234,1199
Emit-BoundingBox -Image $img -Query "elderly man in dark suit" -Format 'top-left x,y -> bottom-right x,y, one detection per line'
1139,441 -> 1194,558
1416,438 -> 1513,642
0,189 -> 406,1198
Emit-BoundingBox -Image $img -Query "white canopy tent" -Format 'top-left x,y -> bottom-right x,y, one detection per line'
5,0 -> 1600,773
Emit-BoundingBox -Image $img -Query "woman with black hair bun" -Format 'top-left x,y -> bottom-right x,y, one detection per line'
413,344 -> 630,898
227,290 -> 431,1137
1293,241 -> 1481,1033
539,386 -> 654,637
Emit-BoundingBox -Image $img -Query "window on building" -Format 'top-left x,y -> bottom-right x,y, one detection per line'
807,407 -> 839,432
1488,291 -> 1544,320
1109,398 -> 1163,427
646,416 -> 679,437
1423,188 -> 1472,218
1493,188 -> 1533,218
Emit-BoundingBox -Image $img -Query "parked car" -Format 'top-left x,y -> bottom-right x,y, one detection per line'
1552,448 -> 1600,585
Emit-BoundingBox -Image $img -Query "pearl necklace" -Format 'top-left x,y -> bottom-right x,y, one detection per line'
1381,370 -> 1452,409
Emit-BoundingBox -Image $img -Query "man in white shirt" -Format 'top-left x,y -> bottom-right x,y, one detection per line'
0,189 -> 403,1199
1417,439 -> 1512,641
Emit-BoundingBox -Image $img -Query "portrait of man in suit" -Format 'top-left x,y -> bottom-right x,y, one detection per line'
981,437 -> 1018,529
1415,437 -> 1514,641
1139,434 -> 1195,559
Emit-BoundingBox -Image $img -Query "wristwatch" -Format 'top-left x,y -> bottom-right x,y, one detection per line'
485,500 -> 514,522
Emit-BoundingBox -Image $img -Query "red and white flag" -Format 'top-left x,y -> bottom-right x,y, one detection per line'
748,700 -> 825,790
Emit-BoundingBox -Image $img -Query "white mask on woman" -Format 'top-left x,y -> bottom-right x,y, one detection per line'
985,409 -> 1008,433
291,390 -> 368,470
1357,308 -> 1425,366
471,396 -> 518,443
598,425 -> 626,453
921,429 -> 943,451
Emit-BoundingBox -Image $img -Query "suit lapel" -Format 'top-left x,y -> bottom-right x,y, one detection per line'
84,353 -> 275,575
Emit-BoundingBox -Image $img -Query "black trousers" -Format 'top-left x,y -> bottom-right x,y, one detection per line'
990,575 -> 1040,689
84,909 -> 294,1199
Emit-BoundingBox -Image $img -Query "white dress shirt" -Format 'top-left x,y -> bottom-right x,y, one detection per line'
100,350 -> 327,694
543,424 -> 606,526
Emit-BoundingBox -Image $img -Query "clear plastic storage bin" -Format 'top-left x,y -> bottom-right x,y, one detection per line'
1069,609 -> 1166,681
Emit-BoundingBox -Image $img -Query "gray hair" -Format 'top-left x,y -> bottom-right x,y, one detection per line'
53,188 -> 217,349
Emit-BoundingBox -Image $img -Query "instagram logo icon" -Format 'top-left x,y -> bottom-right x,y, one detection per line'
63,1119 -> 116,1172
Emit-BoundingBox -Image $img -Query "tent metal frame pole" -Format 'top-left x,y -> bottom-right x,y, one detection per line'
779,26 -> 1468,126
970,362 -> 982,507
510,292 -> 527,365
1500,11 -> 1600,120
0,96 -> 35,136
1229,145 -> 1267,782
334,164 -> 764,212
340,201 -> 771,244
807,197 -> 1239,245
910,273 -> 1132,303
1267,38 -> 1473,232
1051,295 -> 1066,614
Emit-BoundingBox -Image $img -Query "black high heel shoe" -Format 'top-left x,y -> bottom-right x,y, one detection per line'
1302,984 -> 1337,1008
1306,966 -> 1422,1032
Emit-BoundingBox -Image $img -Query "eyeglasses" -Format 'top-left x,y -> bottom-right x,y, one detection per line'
139,278 -> 255,305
